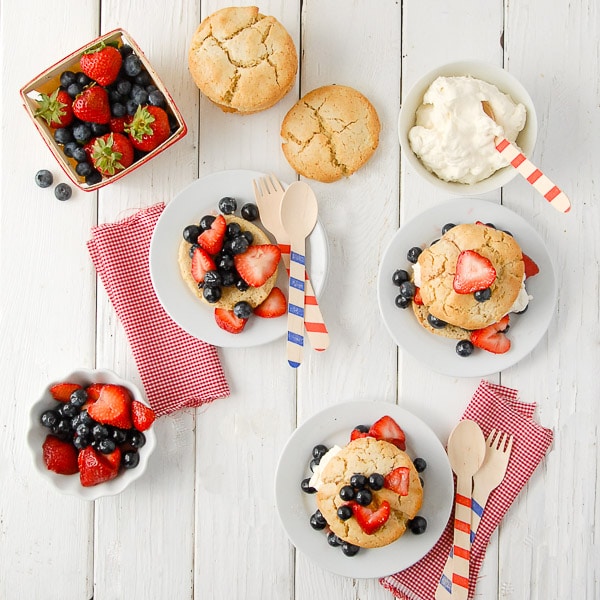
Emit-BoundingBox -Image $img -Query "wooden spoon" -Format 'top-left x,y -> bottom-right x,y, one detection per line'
482,100 -> 570,213
444,419 -> 486,599
279,182 -> 319,368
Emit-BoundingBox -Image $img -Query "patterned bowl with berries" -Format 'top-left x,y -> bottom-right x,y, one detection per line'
398,60 -> 538,195
27,368 -> 157,500
20,28 -> 187,191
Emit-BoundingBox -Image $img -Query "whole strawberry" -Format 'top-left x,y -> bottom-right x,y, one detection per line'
35,88 -> 73,128
80,42 -> 122,86
126,105 -> 170,152
72,85 -> 111,124
90,133 -> 134,176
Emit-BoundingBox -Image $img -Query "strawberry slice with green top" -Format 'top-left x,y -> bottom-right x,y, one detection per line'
254,287 -> 287,318
368,415 -> 406,450
384,466 -> 411,496
191,246 -> 216,283
87,384 -> 133,429
234,244 -> 281,287
470,314 -> 511,354
214,308 -> 247,334
347,500 -> 391,535
453,250 -> 497,294
126,105 -> 171,152
90,133 -> 134,176
35,88 -> 73,128
197,214 -> 226,255
49,382 -> 82,402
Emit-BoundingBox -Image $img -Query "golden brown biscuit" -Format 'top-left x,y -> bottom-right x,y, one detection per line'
417,223 -> 524,330
178,215 -> 278,310
412,303 -> 471,340
316,438 -> 423,549
188,6 -> 298,114
280,85 -> 380,183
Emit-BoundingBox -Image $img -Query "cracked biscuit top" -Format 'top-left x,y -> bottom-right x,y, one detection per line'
417,223 -> 524,330
188,6 -> 298,113
280,85 -> 380,183
316,438 -> 423,548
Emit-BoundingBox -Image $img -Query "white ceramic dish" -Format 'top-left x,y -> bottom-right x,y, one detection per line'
398,60 -> 538,195
27,368 -> 157,501
377,198 -> 557,377
274,401 -> 454,579
150,170 -> 329,348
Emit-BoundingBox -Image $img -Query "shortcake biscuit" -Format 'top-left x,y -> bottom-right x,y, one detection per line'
280,85 -> 380,183
188,6 -> 298,114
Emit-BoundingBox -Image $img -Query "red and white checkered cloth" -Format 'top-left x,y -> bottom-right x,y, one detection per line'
87,203 -> 230,416
381,380 -> 554,600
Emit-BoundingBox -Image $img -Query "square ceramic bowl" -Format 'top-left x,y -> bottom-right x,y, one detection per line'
27,368 -> 157,500
20,28 -> 187,192
398,60 -> 538,195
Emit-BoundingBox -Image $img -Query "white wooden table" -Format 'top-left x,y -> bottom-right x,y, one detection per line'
1,1 -> 598,599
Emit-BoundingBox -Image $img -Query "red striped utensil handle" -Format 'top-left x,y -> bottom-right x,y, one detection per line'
495,137 -> 571,213
279,244 -> 329,352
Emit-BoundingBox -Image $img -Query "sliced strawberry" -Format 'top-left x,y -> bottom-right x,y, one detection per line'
197,214 -> 226,255
78,446 -> 120,487
102,447 -> 122,471
413,287 -> 423,305
190,246 -> 216,283
131,400 -> 156,432
87,384 -> 133,429
453,250 -> 497,294
350,428 -> 370,442
470,315 -> 511,354
348,500 -> 391,535
522,253 -> 539,279
254,287 -> 287,318
368,415 -> 406,450
234,244 -> 281,288
42,435 -> 79,475
49,382 -> 82,402
85,383 -> 105,402
384,466 -> 411,496
214,308 -> 247,334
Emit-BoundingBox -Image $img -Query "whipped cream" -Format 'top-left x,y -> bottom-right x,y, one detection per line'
308,445 -> 341,491
509,275 -> 532,314
408,76 -> 526,184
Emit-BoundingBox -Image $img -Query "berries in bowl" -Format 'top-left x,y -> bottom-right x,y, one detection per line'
27,368 -> 157,500
20,28 -> 186,191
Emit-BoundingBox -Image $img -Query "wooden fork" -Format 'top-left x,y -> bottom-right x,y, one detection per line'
435,428 -> 514,599
252,175 -> 329,352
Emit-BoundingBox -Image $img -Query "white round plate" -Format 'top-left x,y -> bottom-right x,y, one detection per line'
150,170 -> 329,348
274,401 -> 454,579
377,198 -> 557,377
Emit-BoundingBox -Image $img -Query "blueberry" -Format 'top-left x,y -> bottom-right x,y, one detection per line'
395,295 -> 410,309
399,281 -> 416,300
54,127 -> 74,145
35,169 -> 53,188
111,428 -> 128,445
441,223 -> 456,234
241,203 -> 259,221
75,423 -> 91,439
183,224 -> 201,244
204,270 -> 222,288
116,79 -> 132,96
354,425 -> 369,433
134,71 -> 152,86
60,402 -> 79,418
69,388 -> 87,407
216,253 -> 234,271
76,161 -> 93,177
122,450 -> 140,469
148,89 -> 166,107
301,478 -> 317,494
241,231 -> 253,245
62,141 -> 77,158
368,473 -> 384,490
123,54 -> 143,77
226,222 -> 242,238
341,542 -> 360,556
218,196 -> 237,214
78,410 -> 93,426
502,229 -> 513,237
230,236 -> 249,255
309,458 -> 319,472
71,146 -> 88,163
130,84 -> 148,105
66,83 -> 83,98
55,419 -> 72,435
309,510 -> 327,530
233,301 -> 252,320
92,424 -> 109,440
72,122 -> 92,143
76,72 -> 91,87
327,532 -> 341,547
355,489 -> 372,506
427,314 -> 447,329
408,516 -> 428,534
413,458 -> 427,473
339,485 -> 355,501
456,340 -> 474,357
97,438 -> 117,454
111,102 -> 127,118
474,288 -> 492,302
54,183 -> 72,201
337,505 -> 353,521
119,44 -> 134,58
40,409 -> 59,428
203,286 -> 222,303
312,444 -> 328,460
86,171 -> 103,186
73,435 -> 90,450
392,269 -> 410,286
59,70 -> 77,88
199,215 -> 216,231
350,474 -> 368,489
90,122 -> 110,136
126,98 -> 140,115
189,244 -> 199,259
235,279 -> 249,292
407,246 -> 423,263
220,271 -> 236,287
128,430 -> 146,449
485,222 -> 496,229
430,238 -> 440,246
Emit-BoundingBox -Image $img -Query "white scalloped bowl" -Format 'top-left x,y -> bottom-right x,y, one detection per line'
398,60 -> 538,195
27,368 -> 157,500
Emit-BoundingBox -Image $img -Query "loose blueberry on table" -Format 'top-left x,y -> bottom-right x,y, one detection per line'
391,221 -> 539,357
301,416 -> 428,557
39,381 -> 156,487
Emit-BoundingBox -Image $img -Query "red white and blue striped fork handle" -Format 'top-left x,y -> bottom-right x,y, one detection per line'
286,248 -> 307,368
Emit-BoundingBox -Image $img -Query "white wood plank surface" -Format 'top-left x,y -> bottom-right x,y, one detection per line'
1,0 -> 598,599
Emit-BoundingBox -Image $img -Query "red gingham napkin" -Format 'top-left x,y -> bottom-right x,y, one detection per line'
381,380 -> 553,600
87,203 -> 230,416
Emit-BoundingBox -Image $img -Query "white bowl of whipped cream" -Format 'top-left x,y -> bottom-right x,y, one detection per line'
399,61 -> 537,194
